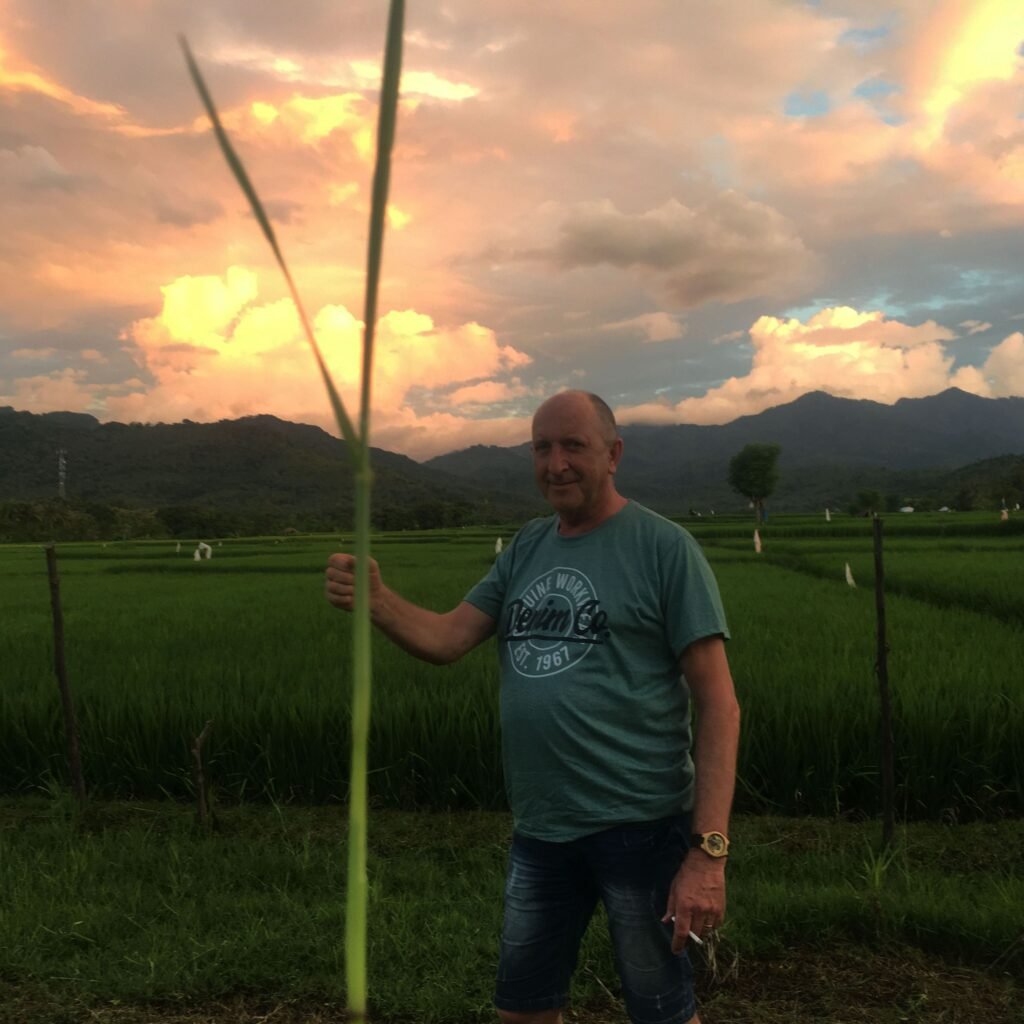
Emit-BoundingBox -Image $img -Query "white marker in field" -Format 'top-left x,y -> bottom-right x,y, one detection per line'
753,529 -> 762,554
176,541 -> 181,553
845,562 -> 856,588
495,537 -> 503,555
825,508 -> 831,522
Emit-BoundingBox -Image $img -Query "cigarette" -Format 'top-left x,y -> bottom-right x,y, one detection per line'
669,916 -> 704,946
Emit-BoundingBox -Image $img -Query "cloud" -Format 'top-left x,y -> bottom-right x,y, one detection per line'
614,306 -> 977,426
11,347 -> 56,359
601,312 -> 683,343
959,319 -> 992,335
0,145 -> 79,190
350,61 -> 480,102
447,378 -> 530,405
969,332 -> 1024,397
723,1 -> 1024,231
104,267 -> 533,459
0,44 -> 127,123
253,92 -> 374,155
552,192 -> 810,308
730,103 -> 903,190
0,367 -> 99,412
154,194 -> 224,227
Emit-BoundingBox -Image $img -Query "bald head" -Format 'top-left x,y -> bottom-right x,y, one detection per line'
533,390 -> 618,446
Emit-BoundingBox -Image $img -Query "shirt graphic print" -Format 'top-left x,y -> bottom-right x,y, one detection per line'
503,566 -> 611,678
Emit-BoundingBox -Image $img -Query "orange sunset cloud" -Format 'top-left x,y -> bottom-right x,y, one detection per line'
105,268 -> 533,458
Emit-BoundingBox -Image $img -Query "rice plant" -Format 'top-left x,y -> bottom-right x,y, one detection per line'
5,535 -> 1023,820
180,4 -> 405,1016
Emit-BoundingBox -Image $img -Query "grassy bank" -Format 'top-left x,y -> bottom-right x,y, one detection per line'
1,799 -> 1021,1023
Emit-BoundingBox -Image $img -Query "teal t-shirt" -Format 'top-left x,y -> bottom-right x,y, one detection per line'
465,500 -> 730,841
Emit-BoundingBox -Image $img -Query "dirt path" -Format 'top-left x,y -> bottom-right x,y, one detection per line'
2,947 -> 1019,1024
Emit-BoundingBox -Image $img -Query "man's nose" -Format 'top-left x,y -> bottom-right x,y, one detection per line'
547,445 -> 571,471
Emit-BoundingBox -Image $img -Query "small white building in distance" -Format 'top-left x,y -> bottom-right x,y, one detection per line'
899,506 -> 914,513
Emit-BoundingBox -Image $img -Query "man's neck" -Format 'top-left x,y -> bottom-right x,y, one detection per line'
557,494 -> 629,537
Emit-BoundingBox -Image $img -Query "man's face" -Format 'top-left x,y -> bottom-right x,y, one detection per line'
531,395 -> 621,522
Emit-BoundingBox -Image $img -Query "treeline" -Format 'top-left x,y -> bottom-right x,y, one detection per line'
0,497 -> 495,543
842,456 -> 1024,516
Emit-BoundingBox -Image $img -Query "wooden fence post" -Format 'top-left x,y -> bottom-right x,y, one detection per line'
872,516 -> 895,849
44,544 -> 86,805
191,720 -> 215,827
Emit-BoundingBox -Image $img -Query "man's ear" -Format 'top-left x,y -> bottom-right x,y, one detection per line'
609,437 -> 624,474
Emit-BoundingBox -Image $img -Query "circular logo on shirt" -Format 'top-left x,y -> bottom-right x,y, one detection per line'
504,566 -> 608,678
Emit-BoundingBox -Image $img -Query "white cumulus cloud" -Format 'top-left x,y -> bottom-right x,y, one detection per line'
613,305 -> 1000,426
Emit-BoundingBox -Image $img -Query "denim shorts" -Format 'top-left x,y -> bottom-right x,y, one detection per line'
494,814 -> 695,1024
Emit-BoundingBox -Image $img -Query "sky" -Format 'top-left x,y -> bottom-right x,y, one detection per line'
1,0 -> 1023,460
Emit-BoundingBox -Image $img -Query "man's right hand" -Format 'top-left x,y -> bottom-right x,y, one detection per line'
323,553 -> 495,664
325,553 -> 383,613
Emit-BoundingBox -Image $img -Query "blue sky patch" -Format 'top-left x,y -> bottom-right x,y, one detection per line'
854,78 -> 900,101
780,301 -> 836,321
840,25 -> 891,51
784,90 -> 831,118
853,77 -> 904,124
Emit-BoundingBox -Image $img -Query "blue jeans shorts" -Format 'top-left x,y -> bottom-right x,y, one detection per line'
494,814 -> 695,1024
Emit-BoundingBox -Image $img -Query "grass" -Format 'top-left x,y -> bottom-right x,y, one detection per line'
3,517 -> 1022,1020
2,525 -> 1022,818
0,798 -> 1020,1023
708,532 -> 1024,626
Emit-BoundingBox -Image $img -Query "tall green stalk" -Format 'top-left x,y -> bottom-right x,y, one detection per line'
180,4 -> 405,1017
349,4 -> 404,1016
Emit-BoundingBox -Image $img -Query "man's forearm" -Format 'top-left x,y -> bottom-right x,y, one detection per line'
371,587 -> 484,665
690,698 -> 740,835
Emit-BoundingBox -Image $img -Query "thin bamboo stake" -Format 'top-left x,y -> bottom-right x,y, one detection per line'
191,719 -> 215,827
44,544 -> 86,805
872,515 -> 895,849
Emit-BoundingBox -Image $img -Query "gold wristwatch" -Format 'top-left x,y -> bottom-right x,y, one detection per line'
690,831 -> 730,858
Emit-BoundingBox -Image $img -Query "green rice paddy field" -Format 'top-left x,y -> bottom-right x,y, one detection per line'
3,512 -> 1022,821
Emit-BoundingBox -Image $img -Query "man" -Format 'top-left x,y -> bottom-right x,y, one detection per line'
325,390 -> 740,1024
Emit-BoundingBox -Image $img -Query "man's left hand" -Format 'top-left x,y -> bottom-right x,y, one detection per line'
661,854 -> 726,954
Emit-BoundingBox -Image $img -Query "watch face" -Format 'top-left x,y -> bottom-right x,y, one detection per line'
705,833 -> 727,855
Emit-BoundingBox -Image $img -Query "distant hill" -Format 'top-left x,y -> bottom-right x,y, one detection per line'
0,408 -> 543,534
1,388 -> 1021,536
426,389 -> 1024,511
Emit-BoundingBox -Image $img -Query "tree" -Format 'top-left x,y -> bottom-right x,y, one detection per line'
728,443 -> 780,524
850,489 -> 884,516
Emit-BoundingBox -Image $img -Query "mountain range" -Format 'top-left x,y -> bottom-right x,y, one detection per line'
425,388 -> 1024,511
1,389 -> 1022,532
